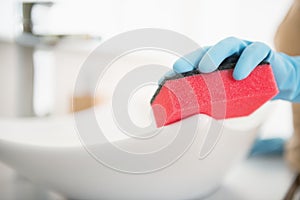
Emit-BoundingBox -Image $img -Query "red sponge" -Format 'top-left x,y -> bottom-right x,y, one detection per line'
151,64 -> 278,128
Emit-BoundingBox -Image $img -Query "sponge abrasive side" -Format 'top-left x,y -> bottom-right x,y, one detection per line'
151,64 -> 278,128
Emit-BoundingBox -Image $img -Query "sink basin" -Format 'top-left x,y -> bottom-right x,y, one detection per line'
0,101 -> 271,200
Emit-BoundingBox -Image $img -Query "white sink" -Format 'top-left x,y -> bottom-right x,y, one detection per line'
0,102 -> 271,200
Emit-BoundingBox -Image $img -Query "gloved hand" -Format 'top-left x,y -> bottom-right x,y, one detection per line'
249,138 -> 285,157
172,37 -> 300,102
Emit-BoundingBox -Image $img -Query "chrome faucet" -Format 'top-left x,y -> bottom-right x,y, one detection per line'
15,2 -> 55,117
15,1 -> 100,117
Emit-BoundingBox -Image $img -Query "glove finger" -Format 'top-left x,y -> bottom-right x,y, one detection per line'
173,46 -> 210,73
233,42 -> 271,80
158,70 -> 177,84
198,37 -> 250,73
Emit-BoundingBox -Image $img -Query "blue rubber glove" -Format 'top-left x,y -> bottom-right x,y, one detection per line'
249,138 -> 285,157
173,37 -> 300,102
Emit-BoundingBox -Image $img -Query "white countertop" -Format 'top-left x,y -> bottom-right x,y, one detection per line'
0,155 -> 296,200
208,155 -> 295,200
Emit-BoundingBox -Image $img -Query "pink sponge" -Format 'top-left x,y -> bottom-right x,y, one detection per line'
151,62 -> 278,128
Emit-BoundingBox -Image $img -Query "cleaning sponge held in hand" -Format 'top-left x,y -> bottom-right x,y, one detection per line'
151,56 -> 279,128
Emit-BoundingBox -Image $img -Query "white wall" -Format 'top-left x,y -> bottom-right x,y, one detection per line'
185,0 -> 293,47
0,41 -> 17,117
0,0 -> 291,45
0,0 -> 16,41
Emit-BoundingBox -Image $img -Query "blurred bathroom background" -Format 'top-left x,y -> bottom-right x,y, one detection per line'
0,0 -> 294,136
0,0 -> 295,199
0,0 -> 293,115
